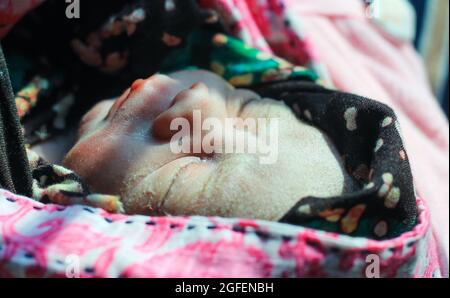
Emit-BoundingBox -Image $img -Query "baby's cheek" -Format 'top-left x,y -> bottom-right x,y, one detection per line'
162,161 -> 218,216
63,133 -> 129,194
78,100 -> 115,137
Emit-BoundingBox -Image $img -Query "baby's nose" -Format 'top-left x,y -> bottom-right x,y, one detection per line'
152,82 -> 226,140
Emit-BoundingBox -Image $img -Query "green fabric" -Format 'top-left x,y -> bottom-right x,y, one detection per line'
161,30 -> 319,87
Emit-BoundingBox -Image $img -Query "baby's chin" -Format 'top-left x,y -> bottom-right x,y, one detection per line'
121,155 -> 217,215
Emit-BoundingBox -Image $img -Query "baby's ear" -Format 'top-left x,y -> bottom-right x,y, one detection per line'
152,82 -> 225,140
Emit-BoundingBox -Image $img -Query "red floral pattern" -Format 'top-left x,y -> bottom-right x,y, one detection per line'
0,189 -> 442,278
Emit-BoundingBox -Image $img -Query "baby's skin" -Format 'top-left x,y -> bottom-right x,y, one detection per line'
63,70 -> 351,220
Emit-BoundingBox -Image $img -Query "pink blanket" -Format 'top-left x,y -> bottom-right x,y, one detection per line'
293,0 -> 450,273
0,0 -> 448,277
0,190 -> 440,277
205,0 -> 449,275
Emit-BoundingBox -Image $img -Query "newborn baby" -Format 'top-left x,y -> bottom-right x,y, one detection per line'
63,70 -> 351,221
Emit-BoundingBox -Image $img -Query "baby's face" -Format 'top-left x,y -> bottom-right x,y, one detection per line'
64,70 -> 347,220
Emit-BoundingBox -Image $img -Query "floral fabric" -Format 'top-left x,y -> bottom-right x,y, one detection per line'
0,0 -> 443,277
0,191 -> 442,278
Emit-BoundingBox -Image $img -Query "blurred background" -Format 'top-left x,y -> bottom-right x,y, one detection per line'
409,0 -> 449,117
